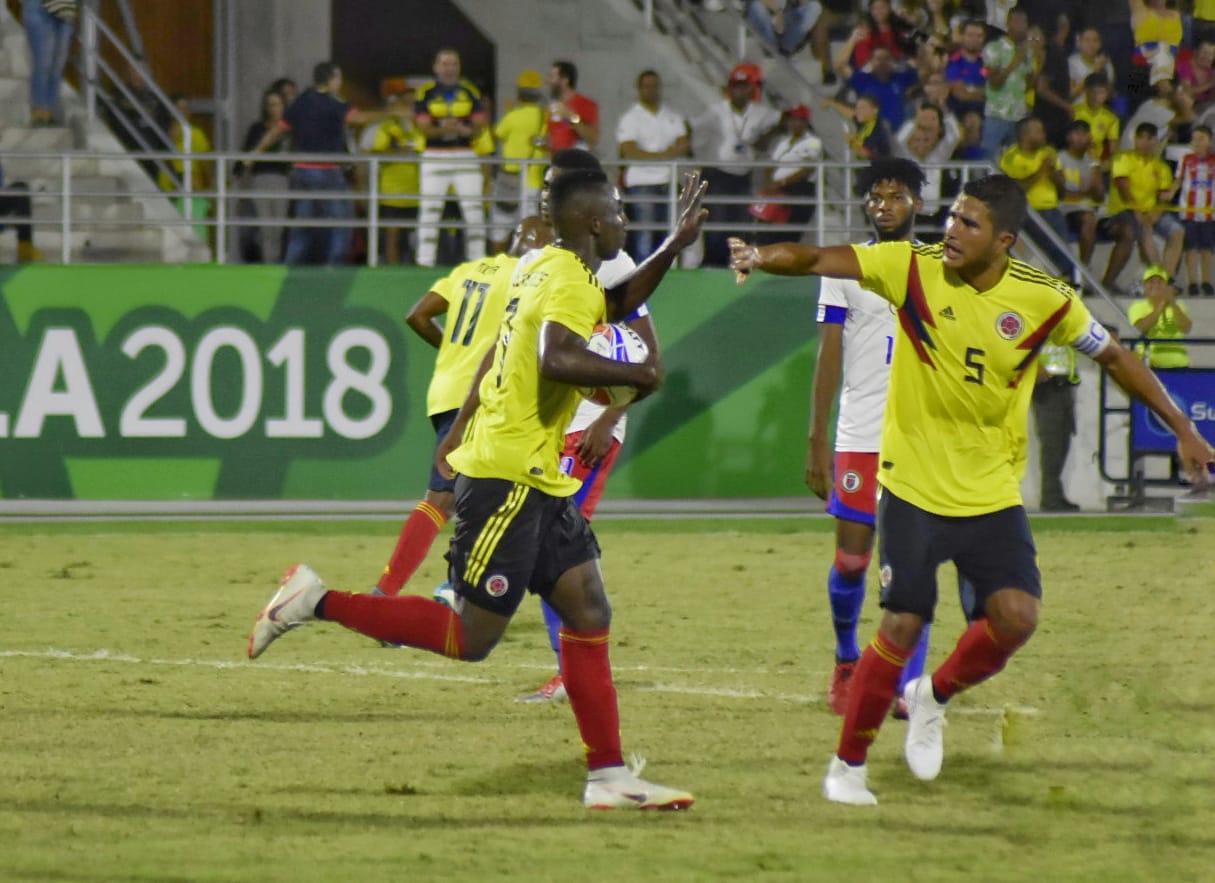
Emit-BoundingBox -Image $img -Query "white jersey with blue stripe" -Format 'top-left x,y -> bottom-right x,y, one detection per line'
816,264 -> 897,453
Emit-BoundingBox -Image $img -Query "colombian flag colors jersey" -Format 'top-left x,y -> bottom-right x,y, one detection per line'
447,246 -> 606,496
426,255 -> 519,416
851,240 -> 1109,516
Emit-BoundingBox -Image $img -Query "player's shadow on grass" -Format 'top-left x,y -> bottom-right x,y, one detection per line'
4,796 -> 678,831
74,707 -> 454,724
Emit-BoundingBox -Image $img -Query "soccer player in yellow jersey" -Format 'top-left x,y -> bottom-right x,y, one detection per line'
371,253 -> 517,597
729,174 -> 1215,806
248,168 -> 709,810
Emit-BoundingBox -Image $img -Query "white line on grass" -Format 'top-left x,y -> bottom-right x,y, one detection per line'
0,647 -> 1040,715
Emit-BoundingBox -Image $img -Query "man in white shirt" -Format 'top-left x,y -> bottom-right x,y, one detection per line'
616,70 -> 691,259
806,157 -> 934,720
692,63 -> 781,265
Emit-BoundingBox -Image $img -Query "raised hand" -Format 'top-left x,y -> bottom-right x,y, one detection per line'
667,170 -> 709,252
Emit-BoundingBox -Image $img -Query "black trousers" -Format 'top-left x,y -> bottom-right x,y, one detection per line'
1032,378 -> 1077,506
0,182 -> 33,242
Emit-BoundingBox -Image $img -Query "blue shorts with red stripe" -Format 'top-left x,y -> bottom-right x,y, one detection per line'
826,451 -> 879,526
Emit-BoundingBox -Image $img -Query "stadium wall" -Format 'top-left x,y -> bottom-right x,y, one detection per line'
0,265 -> 819,501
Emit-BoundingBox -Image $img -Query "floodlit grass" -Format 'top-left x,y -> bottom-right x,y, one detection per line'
1,516 -> 1212,882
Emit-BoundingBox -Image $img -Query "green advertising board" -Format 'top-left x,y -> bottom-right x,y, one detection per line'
0,265 -> 819,500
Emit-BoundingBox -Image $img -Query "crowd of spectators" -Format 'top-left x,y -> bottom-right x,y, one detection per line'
16,0 -> 1204,300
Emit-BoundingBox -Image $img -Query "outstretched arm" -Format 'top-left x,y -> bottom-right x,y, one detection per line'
604,171 -> 708,322
728,237 -> 864,284
1095,341 -> 1214,481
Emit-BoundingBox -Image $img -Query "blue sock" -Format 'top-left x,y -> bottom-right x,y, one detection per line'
540,598 -> 563,671
898,624 -> 932,693
828,566 -> 866,662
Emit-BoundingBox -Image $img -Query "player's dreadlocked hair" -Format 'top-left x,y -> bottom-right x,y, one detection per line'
858,157 -> 927,199
961,174 -> 1028,235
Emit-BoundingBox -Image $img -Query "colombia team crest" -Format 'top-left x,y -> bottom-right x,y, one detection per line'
486,574 -> 510,597
996,311 -> 1024,340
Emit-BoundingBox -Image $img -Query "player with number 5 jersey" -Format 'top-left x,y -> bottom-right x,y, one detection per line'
730,173 -> 1214,806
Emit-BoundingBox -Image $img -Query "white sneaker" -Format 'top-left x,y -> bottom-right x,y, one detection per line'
246,564 -> 327,659
903,676 -> 947,780
583,756 -> 694,811
822,756 -> 878,805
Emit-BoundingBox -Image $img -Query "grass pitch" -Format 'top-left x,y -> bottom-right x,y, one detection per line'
1,516 -> 1212,882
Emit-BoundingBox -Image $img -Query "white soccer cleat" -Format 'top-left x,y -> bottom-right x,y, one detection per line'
246,564 -> 327,660
822,756 -> 878,805
903,676 -> 947,780
583,756 -> 694,811
517,674 -> 568,703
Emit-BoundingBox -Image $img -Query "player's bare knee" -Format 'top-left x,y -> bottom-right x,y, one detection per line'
987,591 -> 1038,643
560,592 -> 612,632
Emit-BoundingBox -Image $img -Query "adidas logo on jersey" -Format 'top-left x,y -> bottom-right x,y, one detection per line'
938,305 -> 956,320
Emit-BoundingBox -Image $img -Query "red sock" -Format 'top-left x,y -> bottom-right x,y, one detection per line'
931,617 -> 1026,702
320,591 -> 465,658
377,501 -> 448,595
559,629 -> 624,771
836,631 -> 912,765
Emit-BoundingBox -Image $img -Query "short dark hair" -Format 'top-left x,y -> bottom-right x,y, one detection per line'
551,148 -> 603,173
637,69 -> 660,87
549,168 -> 611,232
552,60 -> 578,89
1195,124 -> 1214,139
858,157 -> 927,199
1007,5 -> 1029,20
961,174 -> 1028,236
1135,122 -> 1158,138
1066,119 -> 1091,135
312,62 -> 338,86
962,18 -> 985,32
1083,71 -> 1109,90
1015,115 -> 1044,138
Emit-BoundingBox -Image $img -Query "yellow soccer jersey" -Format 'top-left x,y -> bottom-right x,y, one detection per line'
852,240 -> 1109,516
447,246 -> 606,496
998,145 -> 1059,210
1072,103 -> 1120,162
426,254 -> 519,416
1108,150 -> 1174,214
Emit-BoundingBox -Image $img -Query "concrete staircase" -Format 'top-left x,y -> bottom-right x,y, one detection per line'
0,4 -> 209,264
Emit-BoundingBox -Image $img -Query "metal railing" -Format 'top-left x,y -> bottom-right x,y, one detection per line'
0,149 -> 1149,310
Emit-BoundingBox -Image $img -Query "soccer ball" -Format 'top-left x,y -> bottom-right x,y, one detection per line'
580,323 -> 650,407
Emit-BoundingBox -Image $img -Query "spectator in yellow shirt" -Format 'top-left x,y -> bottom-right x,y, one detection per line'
1129,265 -> 1192,368
1072,73 -> 1120,167
1102,122 -> 1184,292
999,116 -> 1071,274
489,70 -> 548,253
369,96 -> 424,264
158,94 -> 213,244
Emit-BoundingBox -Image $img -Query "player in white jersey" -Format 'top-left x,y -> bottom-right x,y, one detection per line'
810,159 -> 932,718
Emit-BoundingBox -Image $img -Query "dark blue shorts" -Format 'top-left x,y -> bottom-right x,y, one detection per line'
428,410 -> 459,493
1183,220 -> 1215,250
876,489 -> 1041,622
